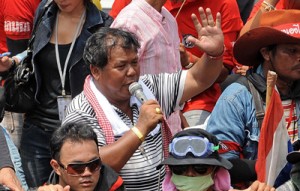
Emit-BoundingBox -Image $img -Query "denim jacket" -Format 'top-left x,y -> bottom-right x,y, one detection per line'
28,0 -> 113,100
207,66 -> 300,160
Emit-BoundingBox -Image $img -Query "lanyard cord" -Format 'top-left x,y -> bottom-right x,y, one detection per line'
174,0 -> 187,19
54,9 -> 86,96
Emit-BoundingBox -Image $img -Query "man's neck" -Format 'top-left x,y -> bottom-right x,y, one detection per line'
145,0 -> 164,12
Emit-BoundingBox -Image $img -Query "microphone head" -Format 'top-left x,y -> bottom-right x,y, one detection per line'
129,82 -> 142,95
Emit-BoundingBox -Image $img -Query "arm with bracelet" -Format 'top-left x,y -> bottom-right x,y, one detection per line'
96,99 -> 163,172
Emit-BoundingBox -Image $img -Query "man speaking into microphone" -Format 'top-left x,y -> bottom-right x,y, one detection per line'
62,7 -> 223,191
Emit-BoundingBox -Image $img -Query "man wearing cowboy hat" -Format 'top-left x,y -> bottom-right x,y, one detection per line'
206,9 -> 300,185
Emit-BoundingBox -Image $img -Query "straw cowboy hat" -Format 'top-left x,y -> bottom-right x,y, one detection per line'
233,9 -> 300,67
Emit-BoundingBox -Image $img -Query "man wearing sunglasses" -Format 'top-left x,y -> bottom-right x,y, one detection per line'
37,123 -> 125,191
159,128 -> 275,191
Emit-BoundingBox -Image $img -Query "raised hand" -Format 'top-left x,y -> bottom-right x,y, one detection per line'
187,7 -> 224,57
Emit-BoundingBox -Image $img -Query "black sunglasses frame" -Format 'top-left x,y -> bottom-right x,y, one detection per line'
169,165 -> 214,175
57,158 -> 102,176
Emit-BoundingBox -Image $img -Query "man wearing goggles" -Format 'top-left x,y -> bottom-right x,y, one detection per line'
37,123 -> 125,191
159,128 -> 275,191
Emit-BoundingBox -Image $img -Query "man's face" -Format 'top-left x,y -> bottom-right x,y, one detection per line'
91,46 -> 140,105
271,44 -> 300,82
52,140 -> 100,191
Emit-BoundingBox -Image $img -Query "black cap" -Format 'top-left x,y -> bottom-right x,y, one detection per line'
287,151 -> 300,164
159,128 -> 232,170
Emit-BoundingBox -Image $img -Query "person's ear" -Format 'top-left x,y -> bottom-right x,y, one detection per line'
50,159 -> 62,176
260,47 -> 271,62
90,65 -> 101,80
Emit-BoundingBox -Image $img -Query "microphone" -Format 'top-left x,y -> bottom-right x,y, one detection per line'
129,82 -> 148,104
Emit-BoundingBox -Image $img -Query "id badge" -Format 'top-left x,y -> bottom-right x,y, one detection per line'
57,95 -> 72,121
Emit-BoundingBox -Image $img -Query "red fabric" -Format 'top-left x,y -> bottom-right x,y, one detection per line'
0,0 -> 40,40
165,0 -> 243,113
255,88 -> 289,185
109,176 -> 124,191
218,140 -> 244,158
84,75 -> 115,144
109,0 -> 132,19
0,5 -> 7,52
0,21 -> 7,53
161,117 -> 172,164
182,83 -> 221,113
248,0 -> 285,20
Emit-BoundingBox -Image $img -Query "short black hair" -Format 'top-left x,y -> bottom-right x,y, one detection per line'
50,122 -> 98,161
83,27 -> 140,69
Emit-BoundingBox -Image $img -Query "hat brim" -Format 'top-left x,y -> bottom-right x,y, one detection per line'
287,151 -> 300,164
234,27 -> 300,67
159,155 -> 233,170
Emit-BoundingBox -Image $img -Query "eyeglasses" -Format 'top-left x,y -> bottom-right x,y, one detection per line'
169,136 -> 219,158
169,165 -> 214,175
57,158 -> 102,176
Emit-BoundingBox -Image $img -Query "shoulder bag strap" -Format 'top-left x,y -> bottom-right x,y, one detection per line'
247,80 -> 265,129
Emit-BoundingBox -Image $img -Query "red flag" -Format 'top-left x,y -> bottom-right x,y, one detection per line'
255,88 -> 292,187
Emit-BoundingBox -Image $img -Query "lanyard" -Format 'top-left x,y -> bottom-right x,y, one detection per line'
55,9 -> 86,96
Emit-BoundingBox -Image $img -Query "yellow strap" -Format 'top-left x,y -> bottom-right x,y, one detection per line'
92,0 -> 102,10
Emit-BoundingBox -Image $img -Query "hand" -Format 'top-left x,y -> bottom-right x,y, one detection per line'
187,7 -> 224,57
0,56 -> 14,72
229,181 -> 275,191
0,167 -> 24,191
234,65 -> 249,76
37,184 -> 70,191
136,100 -> 163,135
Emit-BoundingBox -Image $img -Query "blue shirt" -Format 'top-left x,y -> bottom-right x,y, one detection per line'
207,66 -> 300,160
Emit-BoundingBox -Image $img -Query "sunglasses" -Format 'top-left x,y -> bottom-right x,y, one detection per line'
169,165 -> 213,175
58,158 -> 102,176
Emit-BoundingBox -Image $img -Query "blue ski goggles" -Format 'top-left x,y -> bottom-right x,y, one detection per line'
169,136 -> 219,158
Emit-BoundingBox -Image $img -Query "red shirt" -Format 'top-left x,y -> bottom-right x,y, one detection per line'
165,0 -> 243,112
0,0 -> 40,41
248,0 -> 285,19
0,19 -> 7,53
109,0 -> 132,19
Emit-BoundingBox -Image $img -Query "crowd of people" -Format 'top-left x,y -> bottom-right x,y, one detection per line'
0,0 -> 299,190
